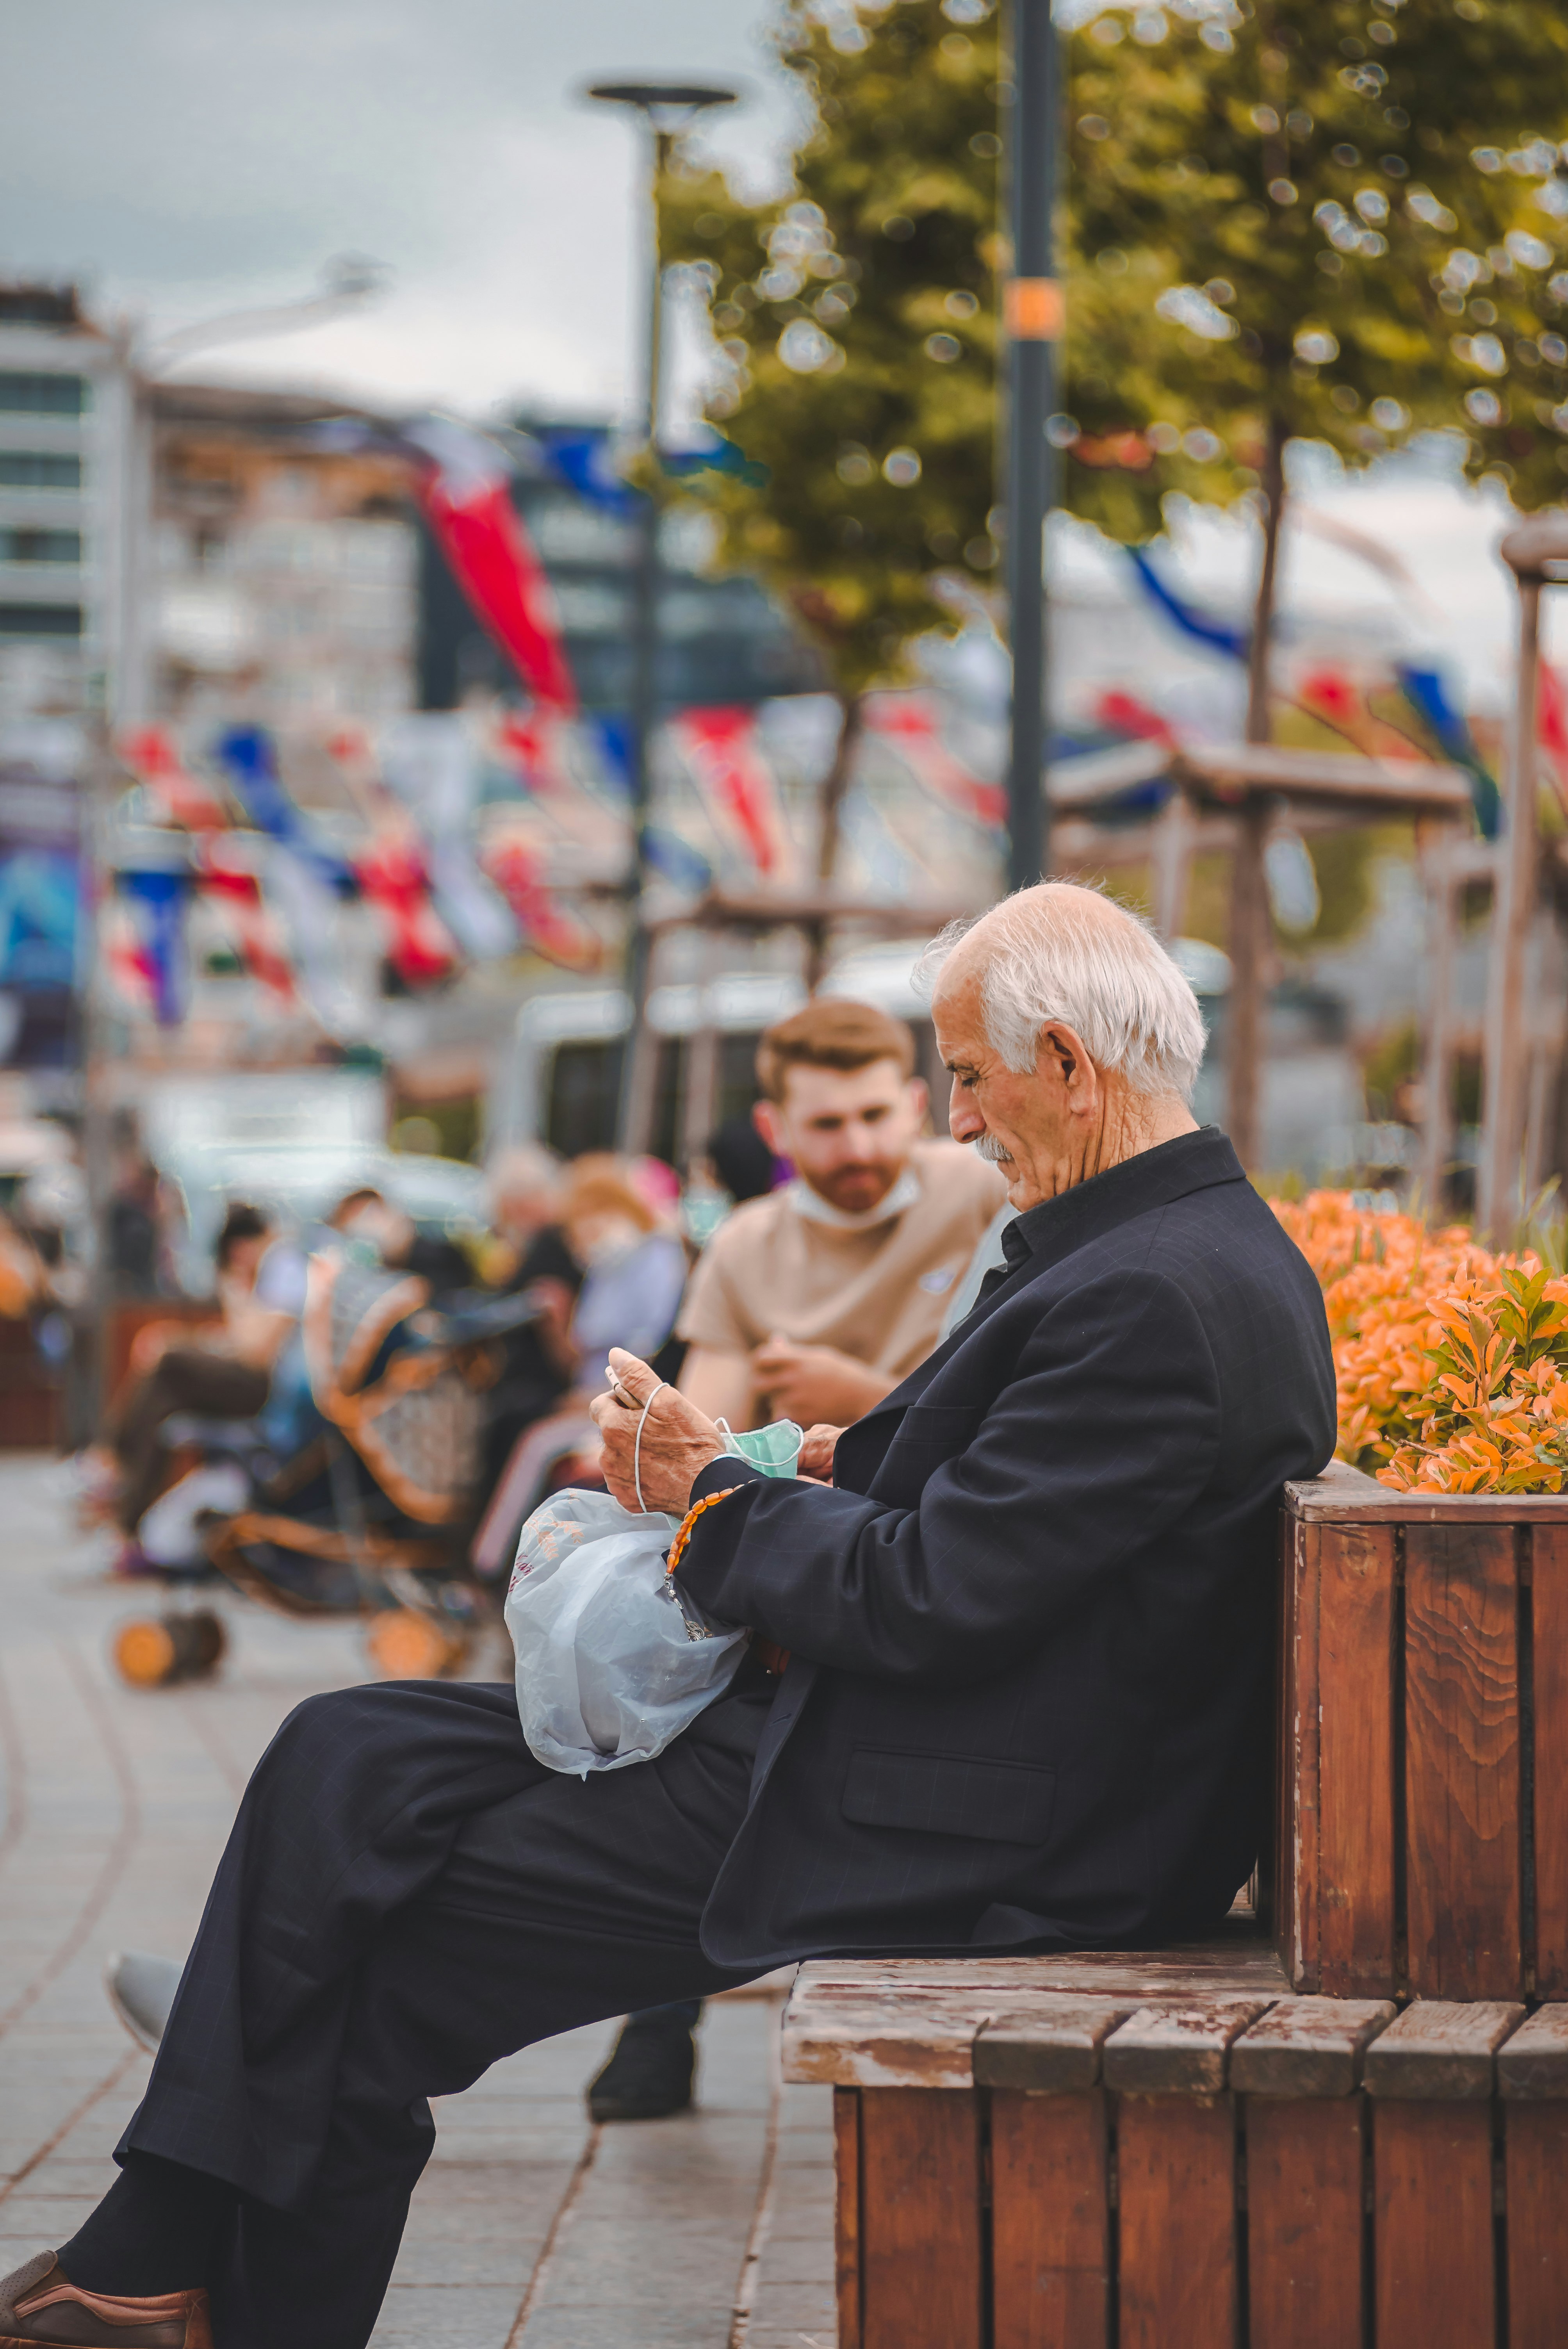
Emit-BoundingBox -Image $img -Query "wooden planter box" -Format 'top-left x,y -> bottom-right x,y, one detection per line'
786,1961 -> 1568,2349
1278,1462 -> 1568,2002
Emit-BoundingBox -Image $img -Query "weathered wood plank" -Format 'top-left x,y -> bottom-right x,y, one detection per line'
1101,1998 -> 1273,2095
789,1935 -> 1287,1996
1404,1523 -> 1522,1998
833,2087 -> 861,2349
857,2088 -> 984,2349
1373,2101 -> 1496,2349
1278,1514 -> 1321,1992
1496,2002 -> 1568,2100
1116,2094 -> 1238,2349
1505,2101 -> 1568,2349
1246,2097 -> 1368,2349
1317,1521 -> 1398,1996
1362,2000 -> 1524,2101
1229,1996 -> 1395,2098
1530,1525 -> 1568,1996
989,2089 -> 1110,2349
973,1998 -> 1139,2092
1288,1466 -> 1568,1523
782,1993 -> 993,2087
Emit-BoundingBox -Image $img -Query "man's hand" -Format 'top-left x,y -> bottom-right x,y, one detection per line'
797,1423 -> 843,1481
588,1348 -> 728,1516
750,1335 -> 894,1429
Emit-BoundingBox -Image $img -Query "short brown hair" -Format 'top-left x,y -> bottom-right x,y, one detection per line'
755,998 -> 916,1103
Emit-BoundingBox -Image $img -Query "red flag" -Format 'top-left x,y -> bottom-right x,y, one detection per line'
405,419 -> 577,712
481,831 -> 601,971
1539,662 -> 1568,817
1095,688 -> 1180,750
199,839 -> 296,1002
119,724 -> 229,832
865,694 -> 1005,827
355,826 -> 460,989
674,706 -> 793,878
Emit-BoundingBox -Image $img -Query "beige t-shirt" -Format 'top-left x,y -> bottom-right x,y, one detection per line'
677,1138 -> 1007,1385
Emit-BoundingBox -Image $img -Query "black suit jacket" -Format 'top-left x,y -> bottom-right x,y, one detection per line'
677,1128 -> 1336,1970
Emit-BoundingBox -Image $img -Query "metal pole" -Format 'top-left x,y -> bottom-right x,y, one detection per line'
615,119 -> 669,1155
1003,0 -> 1059,895
1478,574 -> 1542,1240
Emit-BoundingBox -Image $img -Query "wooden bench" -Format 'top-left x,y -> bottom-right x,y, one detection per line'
786,1963 -> 1568,2347
783,1464 -> 1568,2347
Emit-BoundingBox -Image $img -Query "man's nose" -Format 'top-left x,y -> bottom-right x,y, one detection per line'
948,1082 -> 983,1143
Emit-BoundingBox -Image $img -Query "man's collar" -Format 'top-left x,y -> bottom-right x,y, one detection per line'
1000,1127 -> 1245,1278
789,1164 -> 922,1232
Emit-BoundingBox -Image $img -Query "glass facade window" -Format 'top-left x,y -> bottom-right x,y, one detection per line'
0,371 -> 88,416
0,527 -> 82,564
0,603 -> 82,637
0,451 -> 82,489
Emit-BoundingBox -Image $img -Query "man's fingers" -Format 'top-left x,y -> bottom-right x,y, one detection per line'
604,1348 -> 660,1402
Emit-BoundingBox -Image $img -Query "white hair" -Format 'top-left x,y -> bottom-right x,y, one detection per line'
486,1142 -> 563,1210
916,881 -> 1207,1101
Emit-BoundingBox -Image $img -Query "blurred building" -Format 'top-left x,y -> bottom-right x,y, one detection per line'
418,414 -> 824,712
0,282 -> 139,723
148,382 -> 417,726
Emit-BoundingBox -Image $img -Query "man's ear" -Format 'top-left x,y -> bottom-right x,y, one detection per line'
1038,1023 -> 1096,1103
752,1097 -> 785,1155
906,1075 -> 930,1125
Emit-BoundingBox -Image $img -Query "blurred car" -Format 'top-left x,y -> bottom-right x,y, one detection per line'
137,1071 -> 485,1294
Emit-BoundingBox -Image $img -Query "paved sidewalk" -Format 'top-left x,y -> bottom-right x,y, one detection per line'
0,1456 -> 835,2348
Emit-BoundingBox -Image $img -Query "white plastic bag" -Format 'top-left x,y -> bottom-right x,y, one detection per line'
504,1488 -> 749,1775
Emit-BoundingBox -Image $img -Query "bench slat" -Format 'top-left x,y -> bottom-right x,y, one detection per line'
1102,1997 -> 1275,2096
791,1937 -> 1288,1998
1362,2000 -> 1524,2101
1229,1996 -> 1396,2099
1496,2002 -> 1568,2100
973,1998 -> 1142,2092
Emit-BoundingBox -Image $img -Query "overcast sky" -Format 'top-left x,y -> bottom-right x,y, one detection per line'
0,0 -> 802,422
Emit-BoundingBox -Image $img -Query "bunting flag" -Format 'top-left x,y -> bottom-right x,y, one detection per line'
495,709 -> 574,797
198,838 -> 296,1002
1094,688 -> 1180,750
404,417 -> 578,711
864,695 -> 1005,829
1537,662 -> 1568,819
673,706 -> 794,879
480,830 -> 602,971
212,726 -> 356,891
1125,545 -> 1251,662
116,867 -> 191,1027
1394,666 -> 1502,839
118,725 -> 229,833
354,827 -> 460,990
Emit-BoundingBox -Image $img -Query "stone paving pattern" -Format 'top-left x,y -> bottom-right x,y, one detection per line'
0,1458 -> 836,2347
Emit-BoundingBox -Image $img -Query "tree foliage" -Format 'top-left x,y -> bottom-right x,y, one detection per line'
661,0 -> 1568,691
1061,0 -> 1568,534
658,0 -> 1003,693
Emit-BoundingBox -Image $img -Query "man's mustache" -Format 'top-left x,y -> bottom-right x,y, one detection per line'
973,1133 -> 1015,1166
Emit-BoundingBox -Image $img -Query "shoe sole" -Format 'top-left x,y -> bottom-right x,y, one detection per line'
103,1952 -> 163,2055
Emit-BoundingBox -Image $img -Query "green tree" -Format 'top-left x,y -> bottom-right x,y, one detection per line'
1060,0 -> 1568,729
658,0 -> 1004,879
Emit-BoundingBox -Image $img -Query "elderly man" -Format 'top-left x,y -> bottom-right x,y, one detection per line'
5,885 -> 1333,2349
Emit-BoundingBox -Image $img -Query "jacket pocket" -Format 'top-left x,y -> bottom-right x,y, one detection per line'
840,1747 -> 1056,1845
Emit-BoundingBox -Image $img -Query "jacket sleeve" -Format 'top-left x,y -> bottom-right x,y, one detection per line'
675,1267 -> 1222,1687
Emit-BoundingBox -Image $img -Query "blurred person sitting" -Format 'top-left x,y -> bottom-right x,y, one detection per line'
105,1204 -> 296,1538
331,1186 -> 472,1294
474,1146 -> 581,1504
563,1160 -> 688,1394
677,998 -> 1005,1431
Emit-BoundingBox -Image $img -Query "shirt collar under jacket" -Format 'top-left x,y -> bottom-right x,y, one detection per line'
999,1126 -> 1246,1281
788,1164 -> 923,1232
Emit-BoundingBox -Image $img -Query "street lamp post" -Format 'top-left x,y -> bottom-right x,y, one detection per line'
1003,0 -> 1061,895
585,80 -> 737,1154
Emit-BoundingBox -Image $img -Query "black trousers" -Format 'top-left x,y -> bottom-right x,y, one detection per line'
117,1674 -> 773,2348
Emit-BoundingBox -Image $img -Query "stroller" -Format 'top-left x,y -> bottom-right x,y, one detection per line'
112,1255 -> 544,1688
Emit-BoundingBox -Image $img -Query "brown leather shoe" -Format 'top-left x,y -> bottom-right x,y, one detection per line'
0,2254 -> 211,2349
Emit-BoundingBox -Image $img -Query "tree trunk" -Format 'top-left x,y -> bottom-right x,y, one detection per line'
804,689 -> 863,993
1226,414 -> 1288,1169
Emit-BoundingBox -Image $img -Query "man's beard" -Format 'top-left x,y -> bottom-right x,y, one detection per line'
973,1132 -> 1014,1167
